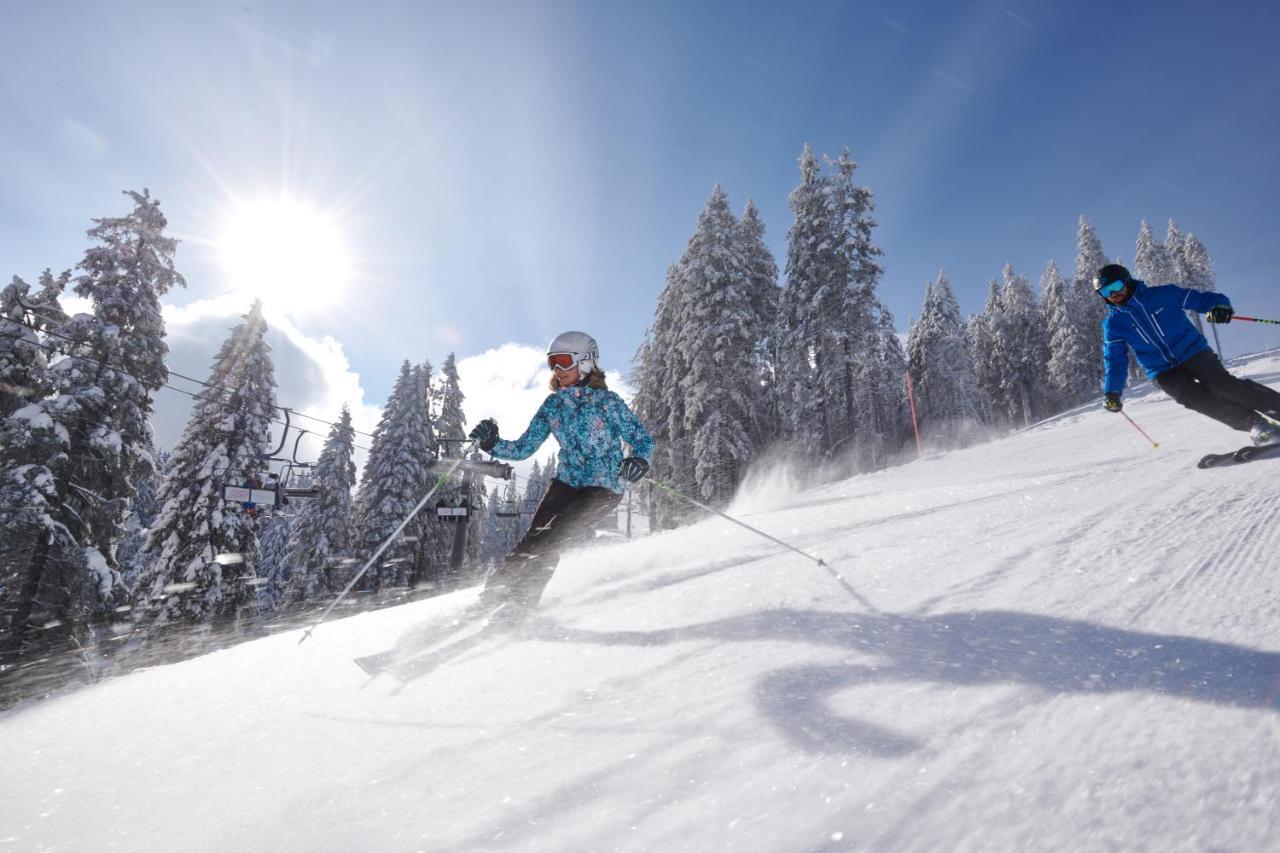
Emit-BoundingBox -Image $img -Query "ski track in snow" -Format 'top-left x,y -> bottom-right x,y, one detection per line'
3,353 -> 1280,852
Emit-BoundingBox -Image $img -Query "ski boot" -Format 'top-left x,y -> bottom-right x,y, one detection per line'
1249,417 -> 1280,447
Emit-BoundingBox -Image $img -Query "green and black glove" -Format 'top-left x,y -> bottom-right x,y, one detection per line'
1103,393 -> 1123,413
468,418 -> 499,452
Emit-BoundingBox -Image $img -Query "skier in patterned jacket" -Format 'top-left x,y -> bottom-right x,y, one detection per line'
1095,263 -> 1280,445
468,330 -> 653,615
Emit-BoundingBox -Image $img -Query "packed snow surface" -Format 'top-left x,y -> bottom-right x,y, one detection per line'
4,353 -> 1280,852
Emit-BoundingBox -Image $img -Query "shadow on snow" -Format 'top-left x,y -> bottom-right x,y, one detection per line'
529,608 -> 1280,756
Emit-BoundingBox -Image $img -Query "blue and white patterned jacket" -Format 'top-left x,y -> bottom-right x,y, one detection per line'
489,385 -> 654,494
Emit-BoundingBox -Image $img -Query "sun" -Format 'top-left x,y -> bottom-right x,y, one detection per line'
217,197 -> 352,310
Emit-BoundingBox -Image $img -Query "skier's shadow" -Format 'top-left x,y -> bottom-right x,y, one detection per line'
530,609 -> 1280,756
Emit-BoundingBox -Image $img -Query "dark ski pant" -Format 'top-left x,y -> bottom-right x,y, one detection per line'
1154,350 -> 1280,431
478,479 -> 622,611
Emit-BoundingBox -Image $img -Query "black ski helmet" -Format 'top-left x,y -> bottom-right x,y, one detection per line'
1093,263 -> 1134,296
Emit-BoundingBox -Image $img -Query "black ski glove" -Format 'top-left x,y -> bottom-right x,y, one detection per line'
1103,393 -> 1123,413
469,418 -> 499,452
1207,305 -> 1234,324
618,456 -> 650,483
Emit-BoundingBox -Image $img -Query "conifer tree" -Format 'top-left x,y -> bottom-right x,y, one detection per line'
0,272 -> 68,418
1179,233 -> 1216,293
631,262 -> 693,529
1072,215 -> 1109,394
906,272 -> 978,441
736,200 -> 781,451
138,301 -> 275,625
351,360 -> 436,590
1042,260 -> 1094,406
1133,219 -> 1175,285
967,282 -> 1004,424
675,186 -> 756,503
284,407 -> 357,603
434,353 -> 467,451
4,191 -> 186,653
776,144 -> 835,454
994,264 -> 1048,426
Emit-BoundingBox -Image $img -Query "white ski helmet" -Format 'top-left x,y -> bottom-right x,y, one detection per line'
547,330 -> 599,375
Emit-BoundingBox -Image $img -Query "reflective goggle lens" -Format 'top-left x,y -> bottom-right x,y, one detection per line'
547,352 -> 577,370
1097,280 -> 1127,297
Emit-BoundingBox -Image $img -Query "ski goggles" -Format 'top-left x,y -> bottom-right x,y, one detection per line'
1096,279 -> 1128,297
547,352 -> 580,371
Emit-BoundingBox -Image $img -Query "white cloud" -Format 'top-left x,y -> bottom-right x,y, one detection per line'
457,343 -> 558,484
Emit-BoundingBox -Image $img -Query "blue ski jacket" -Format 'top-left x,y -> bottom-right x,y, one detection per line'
489,385 -> 654,494
1102,281 -> 1231,395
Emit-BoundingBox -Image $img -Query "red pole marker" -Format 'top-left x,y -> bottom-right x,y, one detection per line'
905,371 -> 923,457
1121,410 -> 1160,448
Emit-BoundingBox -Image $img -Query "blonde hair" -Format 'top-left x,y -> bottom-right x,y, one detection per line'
550,369 -> 609,391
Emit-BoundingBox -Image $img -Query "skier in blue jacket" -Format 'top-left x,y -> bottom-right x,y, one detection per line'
468,330 -> 653,615
1096,263 -> 1280,445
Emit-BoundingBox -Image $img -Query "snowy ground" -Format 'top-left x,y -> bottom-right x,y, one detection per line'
4,353 -> 1280,853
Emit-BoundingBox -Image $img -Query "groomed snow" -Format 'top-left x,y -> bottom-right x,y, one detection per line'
4,353 -> 1280,852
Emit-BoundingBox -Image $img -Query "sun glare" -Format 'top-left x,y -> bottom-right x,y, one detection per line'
217,198 -> 352,310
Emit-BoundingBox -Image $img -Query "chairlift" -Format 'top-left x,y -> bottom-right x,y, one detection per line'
218,408 -> 318,514
435,497 -> 470,522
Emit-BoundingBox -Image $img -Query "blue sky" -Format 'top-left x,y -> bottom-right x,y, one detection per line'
4,0 -> 1280,435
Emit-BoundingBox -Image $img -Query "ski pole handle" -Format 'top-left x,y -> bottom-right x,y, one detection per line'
1233,316 -> 1280,326
1120,410 -> 1159,448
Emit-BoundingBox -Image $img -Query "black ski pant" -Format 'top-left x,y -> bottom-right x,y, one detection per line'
1154,350 -> 1280,432
478,479 -> 621,611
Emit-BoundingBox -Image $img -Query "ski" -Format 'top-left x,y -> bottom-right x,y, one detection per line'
353,601 -> 521,680
1197,442 -> 1280,469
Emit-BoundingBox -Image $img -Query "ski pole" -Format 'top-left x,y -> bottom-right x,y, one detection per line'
298,441 -> 477,645
649,479 -> 826,566
1120,411 -> 1159,448
649,479 -> 881,610
1232,316 -> 1280,326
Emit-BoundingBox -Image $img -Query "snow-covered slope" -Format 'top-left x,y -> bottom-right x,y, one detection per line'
5,354 -> 1280,852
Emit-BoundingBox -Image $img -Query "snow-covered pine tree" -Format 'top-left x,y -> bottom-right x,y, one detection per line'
993,264 -> 1049,426
350,360 -> 437,591
137,301 -> 276,626
0,271 -> 68,418
481,478 -> 523,563
1165,221 -> 1185,279
828,148 -> 893,472
1133,219 -> 1175,285
68,189 -> 187,567
1179,233 -> 1216,293
282,406 -> 356,604
116,447 -> 169,593
434,353 -> 466,451
906,271 -> 977,443
775,144 -> 837,457
0,272 -> 72,658
967,282 -> 1004,424
673,185 -> 756,504
736,200 -> 781,452
430,353 -> 484,577
854,302 -> 908,468
4,191 -> 186,655
632,263 -> 693,530
1042,260 -> 1094,408
255,513 -> 294,611
1072,215 -> 1109,394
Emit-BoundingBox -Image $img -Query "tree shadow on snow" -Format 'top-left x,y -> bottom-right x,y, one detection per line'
529,609 -> 1280,756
